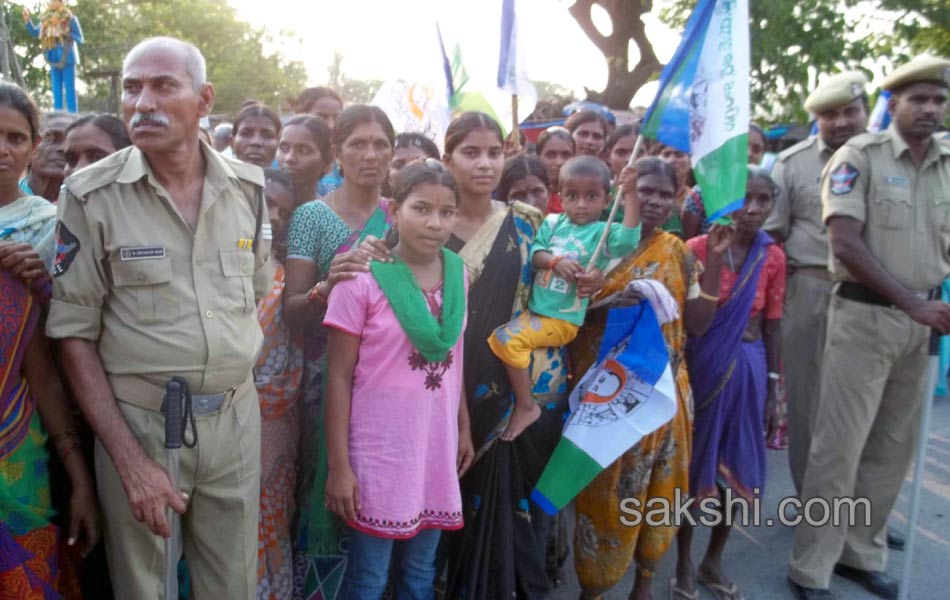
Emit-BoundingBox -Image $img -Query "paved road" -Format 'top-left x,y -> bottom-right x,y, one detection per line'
549,395 -> 950,600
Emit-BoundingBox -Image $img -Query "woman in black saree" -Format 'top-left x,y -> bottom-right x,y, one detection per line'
437,112 -> 602,599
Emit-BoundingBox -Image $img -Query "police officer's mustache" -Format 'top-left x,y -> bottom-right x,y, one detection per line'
130,112 -> 170,128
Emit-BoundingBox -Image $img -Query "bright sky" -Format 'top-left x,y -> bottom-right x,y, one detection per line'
227,0 -> 680,108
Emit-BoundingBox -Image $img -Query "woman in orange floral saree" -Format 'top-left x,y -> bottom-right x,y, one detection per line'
568,158 -> 728,600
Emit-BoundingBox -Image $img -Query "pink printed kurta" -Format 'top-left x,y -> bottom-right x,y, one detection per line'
324,270 -> 466,539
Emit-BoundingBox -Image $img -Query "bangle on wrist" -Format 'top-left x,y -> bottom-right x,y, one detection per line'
767,371 -> 781,381
698,289 -> 719,302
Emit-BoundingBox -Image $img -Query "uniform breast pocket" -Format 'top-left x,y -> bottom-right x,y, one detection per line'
870,195 -> 911,230
110,257 -> 178,324
219,248 -> 255,315
933,197 -> 950,232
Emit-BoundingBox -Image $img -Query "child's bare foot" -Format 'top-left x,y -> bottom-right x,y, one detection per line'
501,403 -> 541,441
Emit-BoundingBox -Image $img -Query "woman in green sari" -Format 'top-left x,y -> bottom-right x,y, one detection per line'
283,105 -> 395,600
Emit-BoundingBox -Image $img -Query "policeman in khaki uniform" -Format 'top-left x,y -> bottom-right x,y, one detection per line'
788,55 -> 950,600
46,37 -> 272,599
765,71 -> 870,497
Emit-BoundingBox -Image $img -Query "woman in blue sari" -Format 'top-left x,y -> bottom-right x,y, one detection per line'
673,167 -> 786,600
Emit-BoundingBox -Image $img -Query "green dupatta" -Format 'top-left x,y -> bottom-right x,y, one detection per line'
370,248 -> 465,362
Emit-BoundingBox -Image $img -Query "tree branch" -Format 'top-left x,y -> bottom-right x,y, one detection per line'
569,0 -> 612,57
626,0 -> 661,74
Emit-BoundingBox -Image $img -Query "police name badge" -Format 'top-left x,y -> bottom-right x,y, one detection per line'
120,246 -> 166,261
885,176 -> 910,187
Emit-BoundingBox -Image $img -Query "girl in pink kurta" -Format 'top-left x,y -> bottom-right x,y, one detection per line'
323,161 -> 473,600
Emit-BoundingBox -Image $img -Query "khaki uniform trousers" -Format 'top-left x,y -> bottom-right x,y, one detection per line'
784,269 -> 834,494
95,382 -> 261,600
788,295 -> 927,589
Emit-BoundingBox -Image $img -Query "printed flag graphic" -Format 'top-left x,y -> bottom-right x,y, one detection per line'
531,301 -> 677,515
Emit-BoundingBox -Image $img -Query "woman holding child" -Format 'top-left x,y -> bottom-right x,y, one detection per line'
568,158 -> 729,600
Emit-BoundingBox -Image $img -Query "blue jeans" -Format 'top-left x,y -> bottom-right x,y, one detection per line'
341,527 -> 442,600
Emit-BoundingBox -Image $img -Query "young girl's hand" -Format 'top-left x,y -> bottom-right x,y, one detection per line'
68,482 -> 101,557
553,257 -> 583,282
457,428 -> 475,477
326,466 -> 361,521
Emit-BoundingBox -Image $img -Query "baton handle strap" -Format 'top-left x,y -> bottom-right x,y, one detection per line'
162,377 -> 197,449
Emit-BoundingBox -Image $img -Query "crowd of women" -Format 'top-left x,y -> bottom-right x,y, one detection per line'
1,78 -> 786,600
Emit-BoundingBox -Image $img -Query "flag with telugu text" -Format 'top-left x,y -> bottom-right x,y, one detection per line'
640,0 -> 750,223
531,302 -> 677,515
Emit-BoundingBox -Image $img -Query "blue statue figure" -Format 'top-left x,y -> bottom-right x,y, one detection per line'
23,1 -> 84,113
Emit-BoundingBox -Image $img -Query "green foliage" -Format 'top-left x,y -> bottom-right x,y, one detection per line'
530,81 -> 575,120
874,0 -> 948,57
339,76 -> 381,105
10,0 -> 307,115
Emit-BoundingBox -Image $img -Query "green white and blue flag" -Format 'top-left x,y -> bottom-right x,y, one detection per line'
531,302 -> 677,515
640,0 -> 750,223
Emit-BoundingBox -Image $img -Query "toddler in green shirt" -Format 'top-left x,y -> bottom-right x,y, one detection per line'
488,156 -> 641,440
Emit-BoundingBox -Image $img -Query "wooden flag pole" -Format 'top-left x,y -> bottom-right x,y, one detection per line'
585,134 -> 645,273
510,93 -> 521,152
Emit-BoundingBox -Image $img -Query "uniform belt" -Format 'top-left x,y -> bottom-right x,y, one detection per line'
836,282 -> 933,309
108,374 -> 251,413
791,266 -> 831,281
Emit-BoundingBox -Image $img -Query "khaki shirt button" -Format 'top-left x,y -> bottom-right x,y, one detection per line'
205,310 -> 213,318
242,265 -> 249,273
196,257 -> 203,265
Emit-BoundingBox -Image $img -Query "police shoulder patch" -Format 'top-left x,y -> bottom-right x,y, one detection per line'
829,162 -> 859,196
53,222 -> 80,277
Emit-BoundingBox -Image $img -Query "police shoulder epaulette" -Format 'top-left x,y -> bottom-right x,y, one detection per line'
845,131 -> 887,151
62,146 -> 137,199
776,136 -> 818,162
222,154 -> 265,187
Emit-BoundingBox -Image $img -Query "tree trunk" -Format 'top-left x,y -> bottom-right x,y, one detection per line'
569,0 -> 662,109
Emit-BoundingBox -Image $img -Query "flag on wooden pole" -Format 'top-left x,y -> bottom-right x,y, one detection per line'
640,0 -> 750,223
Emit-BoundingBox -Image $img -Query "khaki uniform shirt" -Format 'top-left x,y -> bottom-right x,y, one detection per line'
46,143 -> 273,394
764,136 -> 834,268
822,125 -> 950,292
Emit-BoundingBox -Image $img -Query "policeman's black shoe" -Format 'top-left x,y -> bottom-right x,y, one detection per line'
786,576 -> 837,599
886,526 -> 905,551
832,564 -> 898,600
